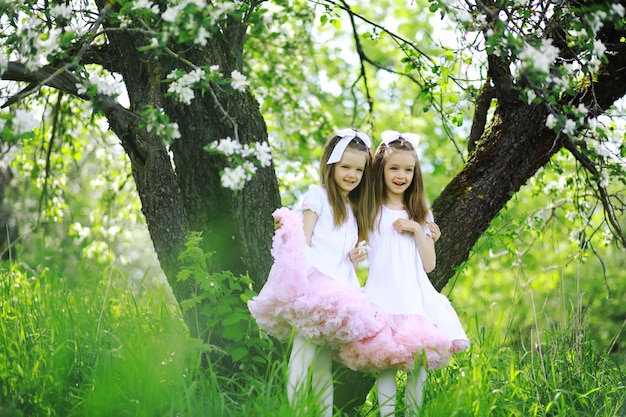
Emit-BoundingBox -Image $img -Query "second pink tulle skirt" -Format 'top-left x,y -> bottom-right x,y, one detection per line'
336,312 -> 470,371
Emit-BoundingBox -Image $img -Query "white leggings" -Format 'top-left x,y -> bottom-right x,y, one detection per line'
287,335 -> 333,417
377,367 -> 427,417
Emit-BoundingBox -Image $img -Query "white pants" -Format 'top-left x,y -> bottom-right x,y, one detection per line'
377,366 -> 427,417
287,335 -> 333,417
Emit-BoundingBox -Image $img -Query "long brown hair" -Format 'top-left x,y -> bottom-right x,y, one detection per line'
370,139 -> 429,230
319,131 -> 373,234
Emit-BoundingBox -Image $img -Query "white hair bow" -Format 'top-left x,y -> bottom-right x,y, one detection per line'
326,128 -> 372,165
381,130 -> 420,149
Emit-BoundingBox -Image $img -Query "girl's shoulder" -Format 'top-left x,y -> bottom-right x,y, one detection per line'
301,185 -> 328,214
306,184 -> 326,194
302,184 -> 327,201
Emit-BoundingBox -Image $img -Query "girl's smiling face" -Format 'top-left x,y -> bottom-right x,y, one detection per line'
383,150 -> 417,199
333,148 -> 367,197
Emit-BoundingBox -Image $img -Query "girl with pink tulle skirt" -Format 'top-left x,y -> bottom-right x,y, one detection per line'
336,131 -> 470,417
248,128 -> 381,417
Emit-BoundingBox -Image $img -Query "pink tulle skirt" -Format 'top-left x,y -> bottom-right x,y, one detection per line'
336,312 -> 470,371
247,208 -> 382,347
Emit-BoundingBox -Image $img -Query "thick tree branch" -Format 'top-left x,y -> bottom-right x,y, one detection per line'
1,62 -> 84,107
468,78 -> 495,154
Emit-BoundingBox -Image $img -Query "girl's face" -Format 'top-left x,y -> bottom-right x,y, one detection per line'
383,150 -> 416,199
333,148 -> 367,197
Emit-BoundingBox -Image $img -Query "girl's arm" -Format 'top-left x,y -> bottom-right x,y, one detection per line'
392,219 -> 436,272
302,209 -> 318,246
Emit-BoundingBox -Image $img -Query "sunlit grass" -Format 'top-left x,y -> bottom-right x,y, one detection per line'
0,262 -> 624,416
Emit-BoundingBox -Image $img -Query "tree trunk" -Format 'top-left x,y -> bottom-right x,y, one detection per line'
98,16 -> 281,341
430,103 -> 560,290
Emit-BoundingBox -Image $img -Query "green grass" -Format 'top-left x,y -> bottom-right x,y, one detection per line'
0,262 -> 624,417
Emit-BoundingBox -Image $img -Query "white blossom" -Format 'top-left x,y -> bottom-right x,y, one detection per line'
242,160 -> 257,177
568,29 -> 588,38
0,54 -> 7,74
357,240 -> 371,254
612,4 -> 625,17
170,84 -> 194,104
170,122 -> 181,140
594,141 -> 612,158
167,68 -> 205,104
132,0 -> 152,9
50,4 -> 72,19
562,119 -> 576,135
88,75 -> 121,97
568,229 -> 581,246
457,10 -> 473,23
221,165 -> 247,190
253,142 -> 272,167
588,57 -> 602,74
525,89 -> 536,105
588,11 -> 606,34
214,2 -> 238,16
230,70 -> 248,91
162,5 -> 181,22
212,137 -> 242,156
12,109 -> 38,134
545,114 -> 558,129
587,117 -> 598,130
519,39 -> 559,74
592,40 -> 606,57
195,26 -> 210,46
71,222 -> 91,240
132,0 -> 158,13
76,83 -> 87,95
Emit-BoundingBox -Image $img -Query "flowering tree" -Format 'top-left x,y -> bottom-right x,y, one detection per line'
1,0 -> 625,404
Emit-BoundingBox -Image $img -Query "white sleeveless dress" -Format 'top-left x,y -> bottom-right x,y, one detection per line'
337,206 -> 469,371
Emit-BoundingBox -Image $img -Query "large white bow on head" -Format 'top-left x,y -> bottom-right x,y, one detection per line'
326,128 -> 372,165
381,130 -> 420,149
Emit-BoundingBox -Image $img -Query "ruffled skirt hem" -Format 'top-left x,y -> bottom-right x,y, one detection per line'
336,312 -> 470,372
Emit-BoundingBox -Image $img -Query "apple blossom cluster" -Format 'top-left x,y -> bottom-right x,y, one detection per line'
357,240 -> 371,255
166,68 -> 208,105
75,75 -> 122,98
130,0 -> 243,48
16,17 -> 66,70
518,40 -> 560,75
207,137 -> 272,191
0,109 -> 38,138
165,67 -> 248,105
139,107 -> 181,142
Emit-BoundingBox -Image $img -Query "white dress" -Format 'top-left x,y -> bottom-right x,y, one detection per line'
248,186 -> 381,347
301,185 -> 361,290
337,206 -> 470,371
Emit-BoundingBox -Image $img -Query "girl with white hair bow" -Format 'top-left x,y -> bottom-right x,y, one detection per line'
338,130 -> 470,417
249,128 -> 382,417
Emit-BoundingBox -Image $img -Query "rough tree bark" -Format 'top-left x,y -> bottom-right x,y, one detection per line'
94,5 -> 282,342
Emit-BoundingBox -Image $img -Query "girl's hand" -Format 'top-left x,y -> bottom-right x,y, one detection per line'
392,218 -> 419,234
428,221 -> 441,242
349,247 -> 368,264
